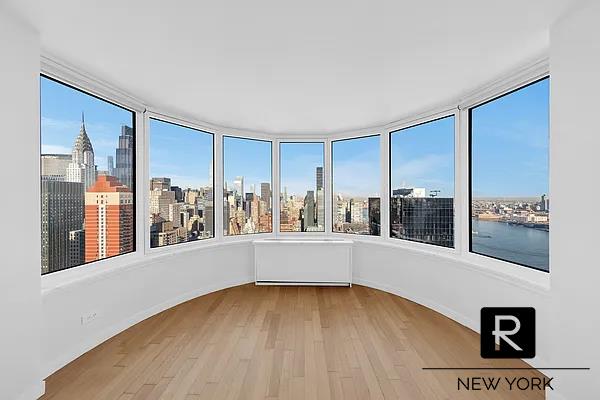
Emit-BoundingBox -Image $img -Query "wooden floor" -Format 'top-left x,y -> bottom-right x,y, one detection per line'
42,284 -> 544,400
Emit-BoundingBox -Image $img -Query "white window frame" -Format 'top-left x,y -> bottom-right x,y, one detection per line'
40,51 -> 550,292
385,109 -> 459,255
40,55 -> 146,289
276,137 -> 329,237
221,133 -> 275,242
143,110 -> 219,256
329,132 -> 383,239
460,67 -> 550,281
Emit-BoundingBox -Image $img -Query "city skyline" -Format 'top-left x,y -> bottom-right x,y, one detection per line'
40,84 -> 135,273
280,142 -> 324,198
150,118 -> 213,190
41,76 -> 133,172
40,75 -> 549,272
332,135 -> 380,198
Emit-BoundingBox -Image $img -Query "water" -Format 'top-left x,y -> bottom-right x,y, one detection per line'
471,219 -> 549,272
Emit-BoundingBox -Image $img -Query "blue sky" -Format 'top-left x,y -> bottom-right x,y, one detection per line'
42,75 -> 549,199
40,76 -> 134,171
391,116 -> 455,198
223,136 -> 272,194
280,142 -> 324,197
149,118 -> 213,189
332,135 -> 380,198
471,78 -> 549,198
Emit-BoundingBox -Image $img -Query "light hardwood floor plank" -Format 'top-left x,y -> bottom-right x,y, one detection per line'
42,284 -> 545,400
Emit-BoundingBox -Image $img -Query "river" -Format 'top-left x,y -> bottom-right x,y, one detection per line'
471,219 -> 549,272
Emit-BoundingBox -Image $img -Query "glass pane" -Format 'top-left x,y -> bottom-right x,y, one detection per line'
470,78 -> 549,271
332,135 -> 380,235
280,142 -> 325,232
40,75 -> 135,274
149,118 -> 214,247
390,116 -> 455,248
223,136 -> 272,235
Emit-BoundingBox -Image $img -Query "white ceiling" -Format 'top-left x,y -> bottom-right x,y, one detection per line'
22,0 -> 579,133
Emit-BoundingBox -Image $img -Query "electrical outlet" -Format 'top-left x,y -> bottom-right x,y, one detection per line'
81,312 -> 97,325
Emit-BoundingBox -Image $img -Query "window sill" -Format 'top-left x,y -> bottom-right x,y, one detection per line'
41,239 -> 255,295
350,236 -> 550,294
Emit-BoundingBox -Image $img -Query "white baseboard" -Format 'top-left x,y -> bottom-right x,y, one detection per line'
353,277 -> 551,371
17,380 -> 45,400
42,277 -> 253,378
353,277 -> 479,332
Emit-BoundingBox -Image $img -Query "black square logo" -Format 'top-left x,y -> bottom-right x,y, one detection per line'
481,307 -> 535,359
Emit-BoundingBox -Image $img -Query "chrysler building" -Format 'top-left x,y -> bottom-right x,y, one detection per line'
66,113 -> 97,190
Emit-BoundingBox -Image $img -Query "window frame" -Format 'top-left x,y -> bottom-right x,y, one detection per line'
387,112 -> 459,251
40,53 -> 551,292
221,134 -> 274,238
146,115 -> 216,251
467,76 -> 550,273
39,73 -> 139,276
277,139 -> 328,236
331,134 -> 382,237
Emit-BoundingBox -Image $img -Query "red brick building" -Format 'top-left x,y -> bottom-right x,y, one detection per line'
84,175 -> 134,262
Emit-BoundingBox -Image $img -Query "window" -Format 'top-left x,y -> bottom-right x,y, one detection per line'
389,116 -> 455,248
279,142 -> 325,232
148,118 -> 214,248
470,77 -> 549,272
223,136 -> 272,235
40,75 -> 136,274
332,135 -> 381,235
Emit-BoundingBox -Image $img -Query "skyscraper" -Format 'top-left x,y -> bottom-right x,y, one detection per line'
316,188 -> 325,228
390,194 -> 453,248
41,178 -> 85,273
204,201 -> 214,236
107,155 -> 114,177
84,175 -> 134,262
41,154 -> 71,180
150,177 -> 171,191
150,189 -> 176,218
233,176 -> 244,200
68,229 -> 85,267
114,125 -> 134,190
260,182 -> 271,211
315,166 -> 324,228
368,197 -> 381,235
304,190 -> 316,229
316,166 -> 323,190
66,113 -> 97,190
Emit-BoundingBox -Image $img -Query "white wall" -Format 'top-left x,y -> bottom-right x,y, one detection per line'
0,5 -> 44,400
0,1 -> 596,399
548,1 -> 600,398
353,4 -> 600,398
42,242 -> 254,377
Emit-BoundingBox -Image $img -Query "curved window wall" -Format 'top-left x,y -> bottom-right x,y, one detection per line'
148,118 -> 214,248
40,75 -> 136,274
389,116 -> 455,248
39,66 -> 550,278
469,77 -> 550,272
332,135 -> 381,236
223,136 -> 273,235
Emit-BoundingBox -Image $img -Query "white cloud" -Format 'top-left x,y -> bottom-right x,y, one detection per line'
333,159 -> 380,198
391,153 -> 453,193
41,144 -> 71,154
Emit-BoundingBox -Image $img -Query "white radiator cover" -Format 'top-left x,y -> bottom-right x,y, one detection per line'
253,239 -> 353,286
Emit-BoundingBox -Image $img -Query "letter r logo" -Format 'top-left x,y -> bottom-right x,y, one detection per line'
481,308 -> 535,359
493,315 -> 522,351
